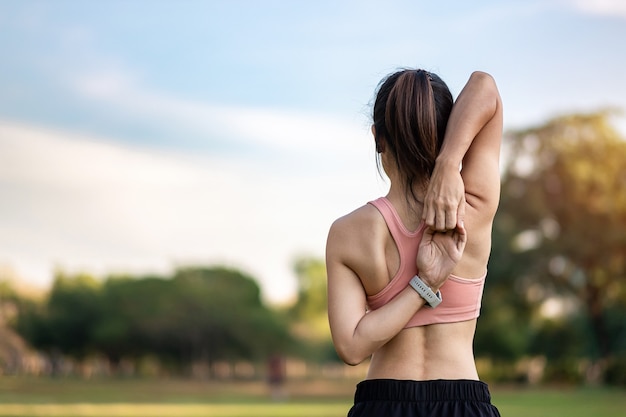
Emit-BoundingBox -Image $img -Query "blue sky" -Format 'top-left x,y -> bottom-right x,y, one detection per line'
1,0 -> 625,303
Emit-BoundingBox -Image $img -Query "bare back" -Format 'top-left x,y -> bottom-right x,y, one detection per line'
340,197 -> 489,380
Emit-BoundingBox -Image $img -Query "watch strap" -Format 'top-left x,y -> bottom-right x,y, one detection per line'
409,275 -> 443,308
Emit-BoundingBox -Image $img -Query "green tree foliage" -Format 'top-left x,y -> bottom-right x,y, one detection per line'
497,110 -> 626,363
289,257 -> 336,361
15,272 -> 102,360
93,275 -> 170,364
474,222 -> 534,361
14,266 -> 294,371
165,267 -> 293,363
291,257 -> 328,321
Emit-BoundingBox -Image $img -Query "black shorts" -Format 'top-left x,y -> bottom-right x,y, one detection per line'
347,379 -> 501,417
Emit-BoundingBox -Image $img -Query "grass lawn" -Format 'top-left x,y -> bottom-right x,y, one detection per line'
0,376 -> 624,417
494,386 -> 626,417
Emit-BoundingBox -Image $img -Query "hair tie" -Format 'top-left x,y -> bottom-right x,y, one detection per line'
417,69 -> 433,82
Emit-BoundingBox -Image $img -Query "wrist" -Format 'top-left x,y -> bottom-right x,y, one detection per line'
435,154 -> 462,170
404,285 -> 428,306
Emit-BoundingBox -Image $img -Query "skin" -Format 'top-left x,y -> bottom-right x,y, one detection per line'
326,71 -> 502,380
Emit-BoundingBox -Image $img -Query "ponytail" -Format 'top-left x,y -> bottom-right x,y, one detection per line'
373,69 -> 453,201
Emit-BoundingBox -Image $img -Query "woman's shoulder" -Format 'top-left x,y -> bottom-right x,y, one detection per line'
329,202 -> 383,234
327,202 -> 390,280
327,203 -> 387,254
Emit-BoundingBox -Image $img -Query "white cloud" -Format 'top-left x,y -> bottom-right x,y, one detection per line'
0,119 -> 383,304
570,0 -> 626,18
71,70 -> 370,156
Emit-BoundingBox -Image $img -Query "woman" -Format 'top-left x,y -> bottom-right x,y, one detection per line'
326,69 -> 502,417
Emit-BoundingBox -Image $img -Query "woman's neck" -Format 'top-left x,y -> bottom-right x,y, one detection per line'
385,181 -> 426,229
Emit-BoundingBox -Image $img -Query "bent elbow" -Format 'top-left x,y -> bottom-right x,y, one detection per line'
471,71 -> 499,97
470,70 -> 495,84
342,355 -> 366,367
335,344 -> 368,366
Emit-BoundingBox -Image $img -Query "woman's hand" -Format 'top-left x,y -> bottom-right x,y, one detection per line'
416,223 -> 467,290
423,158 -> 466,231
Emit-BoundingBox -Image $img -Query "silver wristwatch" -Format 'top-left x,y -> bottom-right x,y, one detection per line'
409,275 -> 443,308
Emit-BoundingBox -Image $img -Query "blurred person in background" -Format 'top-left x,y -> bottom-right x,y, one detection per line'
326,69 -> 502,417
266,353 -> 287,401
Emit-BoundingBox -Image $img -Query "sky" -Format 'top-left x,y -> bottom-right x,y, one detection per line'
1,0 -> 625,304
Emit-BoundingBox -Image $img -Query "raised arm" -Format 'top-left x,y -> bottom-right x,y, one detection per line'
423,71 -> 503,230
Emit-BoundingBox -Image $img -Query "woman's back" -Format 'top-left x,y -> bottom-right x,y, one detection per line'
331,192 -> 492,380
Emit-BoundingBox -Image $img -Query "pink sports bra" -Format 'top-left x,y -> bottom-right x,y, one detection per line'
367,197 -> 486,327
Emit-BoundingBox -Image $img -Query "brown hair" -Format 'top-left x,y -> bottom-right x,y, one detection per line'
372,69 -> 453,202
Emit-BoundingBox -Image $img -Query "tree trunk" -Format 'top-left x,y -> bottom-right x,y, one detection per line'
586,283 -> 610,360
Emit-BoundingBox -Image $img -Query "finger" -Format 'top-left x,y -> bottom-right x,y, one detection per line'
457,197 -> 466,229
455,222 -> 468,249
445,207 -> 457,230
435,207 -> 446,231
423,204 -> 435,227
423,208 -> 435,227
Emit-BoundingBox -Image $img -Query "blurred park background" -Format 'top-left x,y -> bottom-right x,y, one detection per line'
1,1 -> 626,416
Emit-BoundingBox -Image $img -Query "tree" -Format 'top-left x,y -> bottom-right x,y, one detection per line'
169,267 -> 294,365
474,221 -> 534,362
94,267 -> 295,369
40,272 -> 102,359
13,272 -> 103,375
92,275 -> 170,365
291,257 -> 328,321
499,110 -> 626,365
14,266 -> 296,374
289,257 -> 336,361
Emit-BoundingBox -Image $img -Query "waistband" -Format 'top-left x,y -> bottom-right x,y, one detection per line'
353,379 -> 493,403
